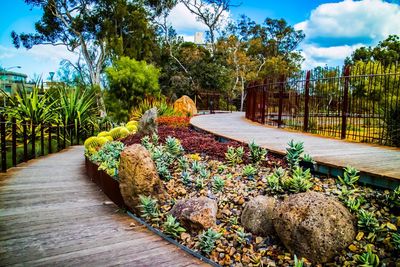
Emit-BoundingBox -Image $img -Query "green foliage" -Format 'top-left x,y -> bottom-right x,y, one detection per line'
195,177 -> 205,189
105,57 -> 161,122
391,232 -> 400,251
235,227 -> 249,246
344,196 -> 363,213
217,164 -> 227,174
212,176 -> 225,192
385,105 -> 400,147
354,247 -> 380,267
293,255 -> 304,267
141,135 -> 153,151
267,167 -> 287,193
358,209 -> 380,233
248,141 -> 267,164
337,166 -> 360,187
199,168 -> 210,180
285,140 -> 304,169
89,141 -> 125,178
242,164 -> 257,178
198,229 -> 222,254
165,136 -> 184,157
386,185 -> 400,208
163,215 -> 186,239
191,161 -> 202,174
181,171 -> 191,186
130,98 -> 176,121
302,154 -> 315,164
156,161 -> 172,181
178,156 -> 189,172
225,146 -> 244,165
138,195 -> 160,222
285,167 -> 313,193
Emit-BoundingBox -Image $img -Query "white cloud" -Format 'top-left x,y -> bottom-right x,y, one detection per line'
295,0 -> 400,69
167,2 -> 231,38
0,44 -> 78,79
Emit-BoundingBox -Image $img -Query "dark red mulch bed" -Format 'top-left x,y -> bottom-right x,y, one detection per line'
121,125 -> 286,168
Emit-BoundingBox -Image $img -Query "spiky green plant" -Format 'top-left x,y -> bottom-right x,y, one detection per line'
235,227 -> 249,246
156,162 -> 172,181
267,167 -> 286,193
217,164 -> 227,174
285,140 -> 304,169
181,171 -> 191,186
163,215 -> 186,239
196,177 -> 205,189
285,167 -> 313,193
165,136 -> 183,156
302,153 -> 315,164
91,141 -> 125,178
109,126 -> 130,140
391,232 -> 400,251
178,156 -> 189,172
358,209 -> 380,233
130,98 -> 176,121
138,195 -> 160,222
212,176 -> 225,192
337,165 -> 360,187
84,136 -> 109,156
199,168 -> 210,180
294,255 -> 304,267
248,141 -> 268,164
225,146 -> 244,165
344,196 -> 363,212
141,135 -> 153,151
242,164 -> 257,179
386,185 -> 400,208
191,160 -> 202,173
354,247 -> 380,267
198,229 -> 222,254
151,132 -> 159,145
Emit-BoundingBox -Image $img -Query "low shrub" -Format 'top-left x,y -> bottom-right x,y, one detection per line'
157,116 -> 190,127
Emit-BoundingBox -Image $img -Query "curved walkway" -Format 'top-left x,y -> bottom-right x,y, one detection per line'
0,146 -> 209,267
191,112 -> 400,186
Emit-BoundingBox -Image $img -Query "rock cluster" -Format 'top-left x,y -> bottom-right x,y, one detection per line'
241,192 -> 356,263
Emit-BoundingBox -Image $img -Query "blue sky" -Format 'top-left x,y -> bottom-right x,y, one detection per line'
1,0 -> 400,79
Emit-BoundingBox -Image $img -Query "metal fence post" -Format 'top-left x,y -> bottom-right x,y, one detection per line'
12,118 -> 17,166
304,70 -> 311,132
278,75 -> 285,127
31,123 -> 36,159
23,120 -> 28,162
57,123 -> 60,151
48,124 -> 52,154
341,66 -> 350,139
1,115 -> 6,172
261,79 -> 267,124
41,123 -> 45,156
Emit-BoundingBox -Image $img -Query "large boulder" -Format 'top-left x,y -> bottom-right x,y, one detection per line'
170,197 -> 217,231
118,144 -> 168,213
241,196 -> 277,236
273,192 -> 356,263
173,95 -> 197,116
137,107 -> 157,136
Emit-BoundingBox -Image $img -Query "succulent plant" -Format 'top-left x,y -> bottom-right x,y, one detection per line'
199,168 -> 210,180
235,227 -> 249,246
84,136 -> 109,156
109,126 -> 130,140
354,247 -> 380,267
212,176 -> 225,192
138,195 -> 160,222
225,146 -> 244,165
285,167 -> 313,193
165,136 -> 184,156
337,165 -> 360,187
267,167 -> 287,193
178,156 -> 189,172
285,139 -> 304,169
391,232 -> 400,251
248,141 -> 268,164
191,160 -> 202,174
358,209 -> 380,233
344,196 -> 363,212
181,171 -> 191,186
156,161 -> 172,181
163,215 -> 186,239
198,229 -> 222,254
242,164 -> 257,179
293,255 -> 304,267
195,177 -> 205,189
302,153 -> 315,164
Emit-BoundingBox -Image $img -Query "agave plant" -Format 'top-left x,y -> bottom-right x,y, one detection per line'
163,215 -> 186,239
248,141 -> 267,164
198,229 -> 222,254
337,165 -> 360,188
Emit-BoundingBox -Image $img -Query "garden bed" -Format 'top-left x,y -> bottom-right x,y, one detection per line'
86,123 -> 400,267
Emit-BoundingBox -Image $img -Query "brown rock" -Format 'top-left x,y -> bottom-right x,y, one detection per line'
273,192 -> 356,263
241,196 -> 277,236
173,95 -> 197,116
170,196 -> 217,231
118,144 -> 168,213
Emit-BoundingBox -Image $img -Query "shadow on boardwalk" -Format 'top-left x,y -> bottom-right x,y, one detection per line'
191,112 -> 400,183
0,146 -> 209,267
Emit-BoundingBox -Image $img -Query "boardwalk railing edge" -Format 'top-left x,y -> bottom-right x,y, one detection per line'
189,121 -> 400,190
84,157 -> 221,267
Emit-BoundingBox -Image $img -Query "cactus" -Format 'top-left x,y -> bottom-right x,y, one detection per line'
109,126 -> 130,140
84,136 -> 109,156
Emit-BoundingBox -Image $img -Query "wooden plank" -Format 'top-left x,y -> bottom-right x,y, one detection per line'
0,146 -> 209,266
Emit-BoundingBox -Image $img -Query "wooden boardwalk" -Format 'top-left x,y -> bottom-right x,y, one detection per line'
0,146 -> 209,267
191,112 -> 400,184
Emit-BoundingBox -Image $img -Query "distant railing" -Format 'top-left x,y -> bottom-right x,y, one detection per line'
0,115 -> 110,172
245,64 -> 400,147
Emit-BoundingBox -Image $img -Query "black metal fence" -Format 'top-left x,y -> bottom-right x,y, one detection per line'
0,115 -> 110,172
246,63 -> 400,147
